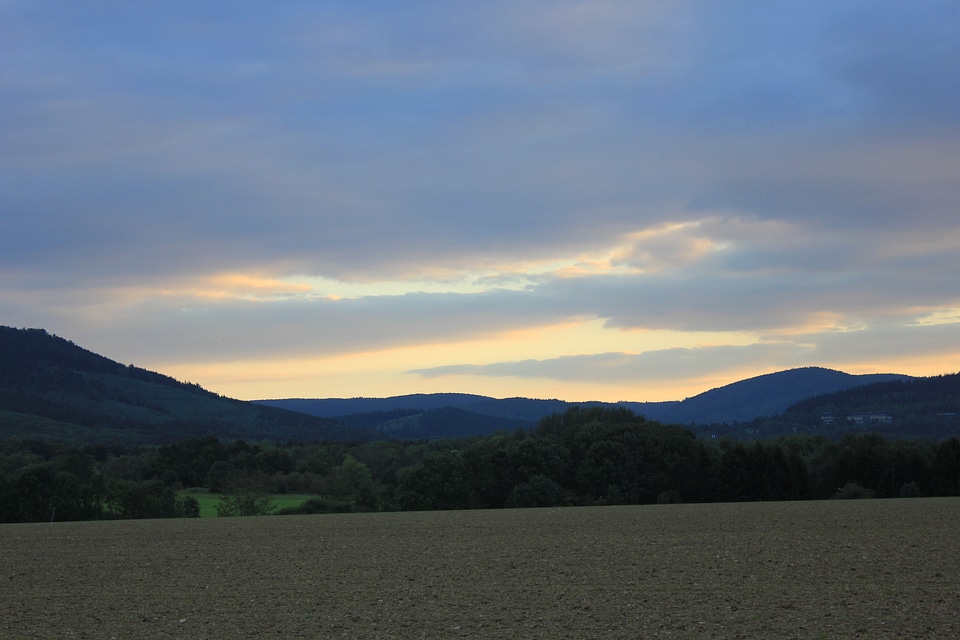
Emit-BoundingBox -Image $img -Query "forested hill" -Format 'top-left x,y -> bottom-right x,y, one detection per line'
259,367 -> 912,430
781,372 -> 960,437
2,325 -> 950,445
694,372 -> 960,440
787,372 -> 960,417
645,367 -> 912,424
0,326 -> 361,445
0,326 -> 207,392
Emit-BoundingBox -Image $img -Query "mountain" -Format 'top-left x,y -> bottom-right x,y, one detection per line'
771,372 -> 960,439
357,406 -> 532,440
257,394 -> 490,418
3,325 -> 946,445
259,367 -> 914,434
258,395 -> 581,423
256,396 -> 556,438
640,367 -> 912,424
0,326 -> 364,445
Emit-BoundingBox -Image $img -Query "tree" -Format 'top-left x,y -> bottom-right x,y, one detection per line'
462,439 -> 516,509
9,465 -> 101,523
397,451 -> 468,511
154,436 -> 227,487
834,482 -> 875,499
931,437 -> 960,496
325,455 -> 376,509
716,441 -> 810,502
577,438 -> 638,504
107,479 -> 199,519
506,475 -> 565,508
215,491 -> 275,517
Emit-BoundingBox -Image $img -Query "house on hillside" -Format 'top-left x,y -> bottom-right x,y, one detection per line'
847,413 -> 893,425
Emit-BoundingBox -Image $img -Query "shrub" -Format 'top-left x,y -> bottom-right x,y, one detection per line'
657,489 -> 682,504
215,492 -> 275,516
275,497 -> 355,515
505,475 -> 565,508
898,482 -> 921,498
834,482 -> 875,500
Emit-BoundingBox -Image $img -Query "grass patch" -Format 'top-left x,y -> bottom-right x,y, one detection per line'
179,488 -> 315,517
270,494 -> 318,513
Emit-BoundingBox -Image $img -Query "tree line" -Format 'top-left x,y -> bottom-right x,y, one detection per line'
2,407 -> 959,523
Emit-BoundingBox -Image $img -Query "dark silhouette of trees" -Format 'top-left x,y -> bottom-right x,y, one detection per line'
3,405 -> 960,524
107,479 -> 199,519
932,438 -> 960,496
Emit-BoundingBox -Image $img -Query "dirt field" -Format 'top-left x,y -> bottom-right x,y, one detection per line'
1,498 -> 958,639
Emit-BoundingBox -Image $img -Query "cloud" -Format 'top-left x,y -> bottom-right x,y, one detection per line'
409,343 -> 806,384
6,1 -> 957,283
409,319 -> 960,386
2,1 -> 959,399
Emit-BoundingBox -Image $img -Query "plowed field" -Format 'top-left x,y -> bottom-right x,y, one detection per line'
2,498 -> 958,639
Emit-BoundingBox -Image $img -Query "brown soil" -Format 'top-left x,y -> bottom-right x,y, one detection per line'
2,498 -> 958,639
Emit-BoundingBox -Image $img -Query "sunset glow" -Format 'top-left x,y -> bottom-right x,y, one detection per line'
2,1 -> 959,402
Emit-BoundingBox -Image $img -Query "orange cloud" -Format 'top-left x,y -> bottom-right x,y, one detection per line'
202,273 -> 312,297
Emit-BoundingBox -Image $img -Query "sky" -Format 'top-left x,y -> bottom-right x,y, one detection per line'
2,1 -> 960,403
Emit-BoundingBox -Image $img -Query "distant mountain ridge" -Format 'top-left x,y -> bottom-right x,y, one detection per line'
258,367 -> 913,429
3,325 -> 949,444
637,367 -> 913,424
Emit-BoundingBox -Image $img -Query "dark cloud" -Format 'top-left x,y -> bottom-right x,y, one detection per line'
409,320 -> 960,385
408,343 -> 806,383
2,1 -> 959,395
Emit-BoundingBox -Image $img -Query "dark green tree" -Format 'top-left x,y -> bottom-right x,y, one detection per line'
506,474 -> 565,508
107,479 -> 199,519
215,491 -> 275,516
397,451 -> 469,511
325,454 -> 376,509
154,436 -> 227,487
931,437 -> 960,496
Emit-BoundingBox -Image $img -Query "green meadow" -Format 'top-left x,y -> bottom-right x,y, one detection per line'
179,488 -> 315,517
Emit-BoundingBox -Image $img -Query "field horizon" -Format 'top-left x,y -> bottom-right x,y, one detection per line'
2,498 -> 958,638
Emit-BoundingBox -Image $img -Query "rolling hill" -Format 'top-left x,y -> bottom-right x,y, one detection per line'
771,372 -> 960,439
3,325 -> 953,444
637,367 -> 912,424
259,367 -> 913,430
0,326 -> 363,445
